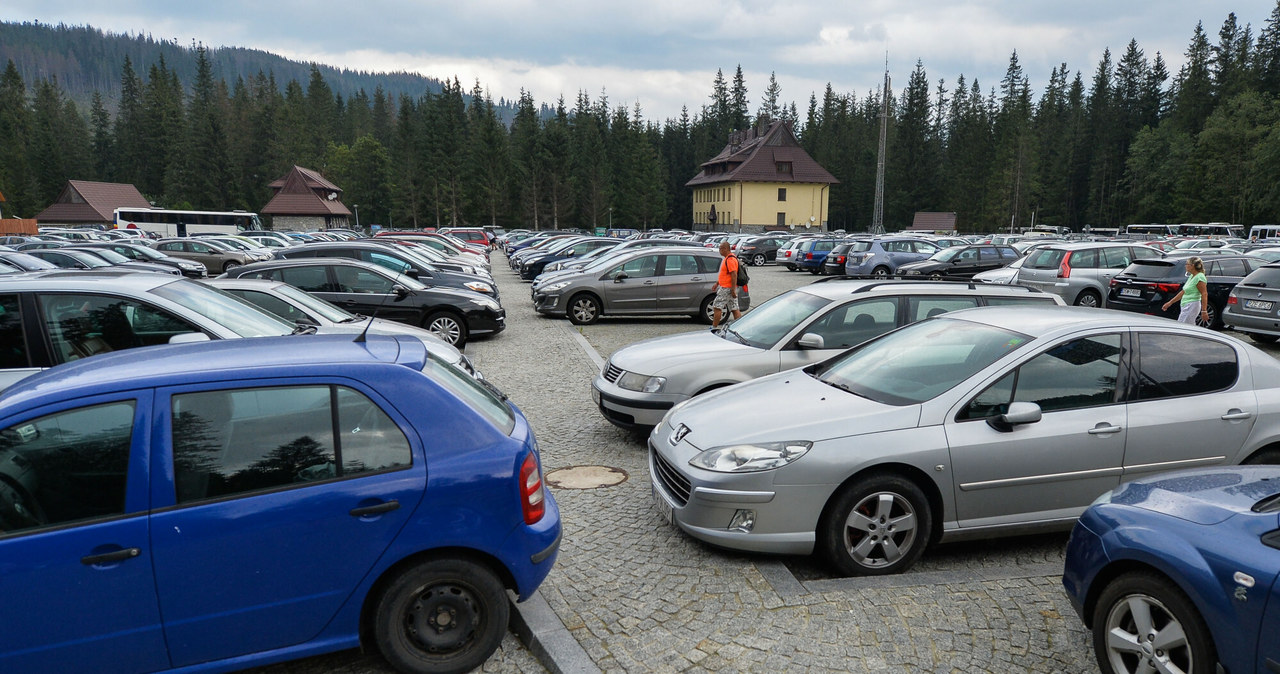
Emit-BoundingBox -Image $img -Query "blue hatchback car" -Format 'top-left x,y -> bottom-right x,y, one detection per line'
0,334 -> 560,673
1063,466 -> 1280,674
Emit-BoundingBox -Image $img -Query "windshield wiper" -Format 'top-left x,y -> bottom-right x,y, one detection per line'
818,376 -> 865,398
725,327 -> 748,345
291,323 -> 318,335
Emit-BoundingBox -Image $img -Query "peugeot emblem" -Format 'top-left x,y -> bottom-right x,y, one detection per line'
670,424 -> 691,445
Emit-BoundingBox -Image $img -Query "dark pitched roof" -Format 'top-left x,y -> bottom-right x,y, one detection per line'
909,212 -> 958,231
261,166 -> 352,216
35,180 -> 151,223
686,120 -> 839,187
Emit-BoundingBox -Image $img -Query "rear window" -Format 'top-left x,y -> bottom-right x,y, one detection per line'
1024,248 -> 1066,269
848,241 -> 872,252
1118,260 -> 1181,280
1240,265 -> 1280,287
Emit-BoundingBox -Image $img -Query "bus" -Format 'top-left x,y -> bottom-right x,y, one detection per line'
1249,224 -> 1280,241
114,208 -> 264,237
1174,222 -> 1245,239
1125,223 -> 1178,238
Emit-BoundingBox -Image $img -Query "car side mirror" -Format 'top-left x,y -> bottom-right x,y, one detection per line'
796,333 -> 825,350
168,332 -> 210,345
565,250 -> 576,256
613,272 -> 629,282
406,269 -> 420,279
986,401 -> 1042,432
392,284 -> 410,300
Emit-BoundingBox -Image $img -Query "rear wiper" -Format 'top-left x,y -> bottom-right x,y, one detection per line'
479,377 -> 509,401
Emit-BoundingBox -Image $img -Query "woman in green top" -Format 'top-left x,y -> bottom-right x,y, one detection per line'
1161,256 -> 1209,325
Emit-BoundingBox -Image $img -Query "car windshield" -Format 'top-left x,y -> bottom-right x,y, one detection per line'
67,252 -> 112,268
125,245 -> 166,260
83,248 -> 131,264
273,283 -> 358,323
930,247 -> 964,262
814,318 -> 1031,405
149,279 -> 295,337
722,290 -> 830,348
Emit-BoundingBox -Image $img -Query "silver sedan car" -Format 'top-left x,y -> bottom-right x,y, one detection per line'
649,306 -> 1280,576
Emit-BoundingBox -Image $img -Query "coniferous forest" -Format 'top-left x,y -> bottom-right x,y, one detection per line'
3,7 -> 1280,233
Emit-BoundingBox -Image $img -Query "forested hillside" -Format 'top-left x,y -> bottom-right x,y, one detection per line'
3,7 -> 1280,232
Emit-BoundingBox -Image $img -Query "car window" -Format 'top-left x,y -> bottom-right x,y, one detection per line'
1070,249 -> 1099,268
1132,246 -> 1162,260
977,247 -> 999,261
982,296 -> 1060,307
333,266 -> 395,293
615,255 -> 659,279
960,334 -> 1122,419
1213,259 -> 1247,277
1102,248 -> 1132,268
695,255 -> 721,274
227,289 -> 309,324
1135,333 -> 1237,400
803,298 -> 898,349
999,247 -> 1019,259
0,294 -> 29,368
954,248 -> 979,263
1024,248 -> 1066,269
913,241 -> 940,254
37,294 -> 202,363
364,251 -> 413,274
157,242 -> 182,252
170,385 -> 411,504
884,240 -> 911,253
907,296 -> 979,322
273,266 -> 331,293
661,255 -> 701,276
190,242 -> 213,254
0,401 -> 135,534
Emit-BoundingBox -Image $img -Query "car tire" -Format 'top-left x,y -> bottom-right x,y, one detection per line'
1091,571 -> 1216,674
222,261 -> 240,272
929,272 -> 944,281
1196,302 -> 1221,330
373,557 -> 509,674
751,253 -> 767,266
820,474 -> 932,576
1244,447 -> 1280,464
1248,332 -> 1280,344
871,266 -> 891,279
567,293 -> 601,325
424,311 -> 468,347
784,263 -> 796,272
698,294 -> 716,324
1074,289 -> 1102,308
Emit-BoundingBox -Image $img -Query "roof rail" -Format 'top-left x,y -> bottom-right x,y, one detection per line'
809,276 -> 1047,294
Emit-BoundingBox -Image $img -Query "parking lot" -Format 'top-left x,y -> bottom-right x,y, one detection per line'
264,256 -> 1280,673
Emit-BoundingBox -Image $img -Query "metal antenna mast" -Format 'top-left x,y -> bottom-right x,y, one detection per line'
870,57 -> 889,235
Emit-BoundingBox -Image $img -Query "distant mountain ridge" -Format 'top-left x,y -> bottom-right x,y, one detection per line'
0,20 -> 455,111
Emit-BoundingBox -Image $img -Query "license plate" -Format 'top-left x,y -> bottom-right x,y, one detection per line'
1120,288 -> 1141,298
653,484 -> 674,524
1245,299 -> 1274,311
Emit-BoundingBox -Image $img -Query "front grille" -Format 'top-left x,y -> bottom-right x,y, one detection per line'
603,362 -> 624,383
650,444 -> 691,506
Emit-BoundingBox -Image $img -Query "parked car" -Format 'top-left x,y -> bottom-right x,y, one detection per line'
1106,254 -> 1264,328
25,248 -> 177,275
734,235 -> 792,266
438,227 -> 493,250
532,246 -> 750,325
273,241 -> 498,297
516,237 -> 622,281
1015,242 -> 1163,307
0,333 -> 559,673
794,238 -> 846,274
222,258 -> 505,347
895,245 -> 1021,280
532,239 -> 702,287
842,237 -> 942,277
1063,466 -> 1280,674
972,255 -> 1029,284
203,277 -> 482,377
64,247 -> 183,276
78,241 -> 209,278
153,238 -> 259,274
777,238 -> 818,271
0,251 -> 59,272
239,230 -> 298,248
1224,262 -> 1280,343
820,242 -> 856,276
594,280 -> 1063,431
650,305 -> 1280,576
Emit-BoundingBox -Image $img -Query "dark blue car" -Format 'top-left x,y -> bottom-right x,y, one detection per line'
0,334 -> 559,673
1063,466 -> 1280,674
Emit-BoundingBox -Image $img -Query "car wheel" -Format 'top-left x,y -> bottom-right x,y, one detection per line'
820,474 -> 932,576
1196,303 -> 1221,330
424,312 -> 468,347
373,557 -> 509,674
698,294 -> 716,324
784,264 -> 796,272
929,272 -> 944,281
222,261 -> 240,272
1091,571 -> 1216,674
1248,332 -> 1280,344
871,266 -> 891,279
751,253 -> 766,266
567,293 -> 601,325
1244,447 -> 1280,464
1075,289 -> 1102,308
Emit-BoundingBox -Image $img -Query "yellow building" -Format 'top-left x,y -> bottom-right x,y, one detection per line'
686,120 -> 838,231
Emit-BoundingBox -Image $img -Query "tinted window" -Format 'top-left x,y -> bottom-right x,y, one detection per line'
907,296 -> 979,322
696,255 -> 721,274
977,247 -> 1000,261
365,251 -> 413,274
227,289 -> 310,324
961,334 -> 1122,418
333,265 -> 395,293
38,294 -> 202,363
275,266 -> 330,292
0,294 -> 28,368
171,385 -> 410,503
1242,266 -> 1280,286
804,298 -> 898,349
0,402 -> 135,533
1135,333 -> 1238,400
1212,258 -> 1247,277
999,247 -> 1019,259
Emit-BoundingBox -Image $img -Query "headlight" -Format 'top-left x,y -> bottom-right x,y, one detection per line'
470,297 -> 501,310
465,281 -> 495,294
689,441 -> 812,473
542,281 -> 570,293
616,371 -> 666,393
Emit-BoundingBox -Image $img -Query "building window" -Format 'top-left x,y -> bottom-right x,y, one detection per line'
778,188 -> 787,202
777,212 -> 786,226
777,162 -> 793,175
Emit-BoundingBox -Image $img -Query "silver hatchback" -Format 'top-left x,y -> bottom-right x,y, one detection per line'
1015,242 -> 1163,307
650,306 -> 1280,576
532,246 -> 750,325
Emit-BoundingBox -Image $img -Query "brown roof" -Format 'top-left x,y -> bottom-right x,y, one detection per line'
35,180 -> 151,223
261,166 -> 352,216
909,212 -> 958,231
686,120 -> 838,187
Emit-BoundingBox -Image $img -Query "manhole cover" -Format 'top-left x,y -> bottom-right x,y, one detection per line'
545,465 -> 628,489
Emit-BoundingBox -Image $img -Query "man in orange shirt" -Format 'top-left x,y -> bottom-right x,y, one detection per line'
712,241 -> 742,328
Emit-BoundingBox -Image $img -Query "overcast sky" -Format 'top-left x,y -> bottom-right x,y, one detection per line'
4,1 -> 1278,120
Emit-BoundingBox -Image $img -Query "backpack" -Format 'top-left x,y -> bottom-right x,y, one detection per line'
729,255 -> 749,286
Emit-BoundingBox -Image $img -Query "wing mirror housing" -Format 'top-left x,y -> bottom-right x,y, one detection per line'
168,332 -> 211,345
796,333 -> 825,350
613,271 -> 629,282
987,402 -> 1043,432
392,284 -> 410,300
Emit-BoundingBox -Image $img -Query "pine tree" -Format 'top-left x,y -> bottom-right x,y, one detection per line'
175,45 -> 232,209
730,65 -> 749,131
1170,22 -> 1215,134
542,98 -> 574,228
113,56 -> 147,193
464,82 -> 510,226
509,89 -> 545,228
1254,1 -> 1280,94
89,92 -> 113,180
757,71 -> 781,123
0,60 -> 36,216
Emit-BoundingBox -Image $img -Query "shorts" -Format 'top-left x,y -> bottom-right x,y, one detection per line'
712,286 -> 741,312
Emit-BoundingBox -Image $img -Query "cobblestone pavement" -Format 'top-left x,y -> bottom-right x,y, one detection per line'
265,254 -> 1280,673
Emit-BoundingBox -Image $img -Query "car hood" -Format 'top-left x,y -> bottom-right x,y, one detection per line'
1107,466 -> 1280,525
609,330 -> 759,375
665,368 -> 921,448
896,259 -> 946,272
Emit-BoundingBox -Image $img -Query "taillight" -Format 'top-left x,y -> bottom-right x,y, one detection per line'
1155,282 -> 1182,294
806,252 -> 813,260
1228,295 -> 1238,305
1109,278 -> 1118,287
835,256 -> 846,263
1058,253 -> 1072,278
519,453 -> 545,524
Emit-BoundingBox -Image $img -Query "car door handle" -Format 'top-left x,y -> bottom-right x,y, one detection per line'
690,277 -> 703,281
1087,424 -> 1123,435
349,500 -> 400,517
81,547 -> 141,566
1221,410 -> 1253,421
643,280 -> 656,285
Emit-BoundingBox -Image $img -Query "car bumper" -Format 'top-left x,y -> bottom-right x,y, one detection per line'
467,307 -> 506,336
1223,304 -> 1280,335
532,292 -> 567,317
1061,515 -> 1109,624
591,375 -> 682,429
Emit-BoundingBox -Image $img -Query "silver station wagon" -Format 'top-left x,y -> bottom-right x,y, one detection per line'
649,306 -> 1280,576
532,246 -> 750,325
593,280 -> 1063,430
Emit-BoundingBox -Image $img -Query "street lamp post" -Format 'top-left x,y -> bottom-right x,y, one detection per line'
608,207 -> 613,230
353,204 -> 360,231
